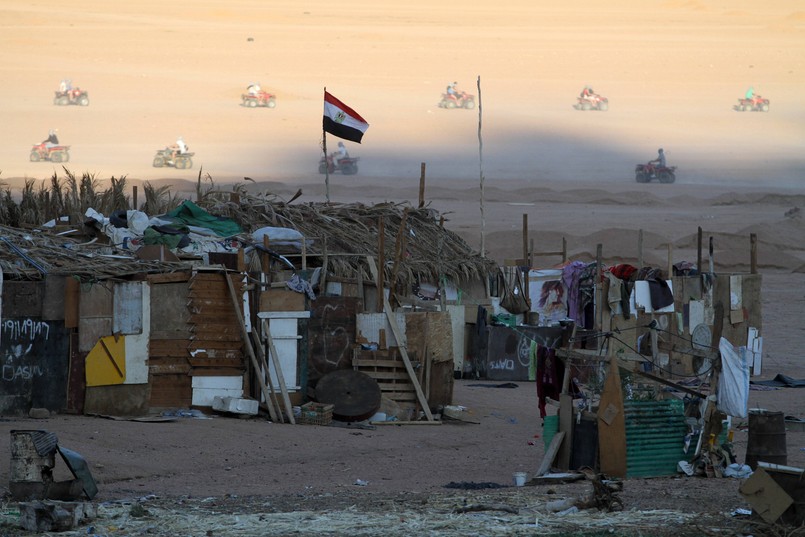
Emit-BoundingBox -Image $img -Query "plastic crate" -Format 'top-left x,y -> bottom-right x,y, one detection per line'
299,402 -> 334,426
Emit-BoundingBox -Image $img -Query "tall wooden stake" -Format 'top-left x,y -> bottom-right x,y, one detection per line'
750,233 -> 757,274
477,75 -> 485,258
418,163 -> 426,208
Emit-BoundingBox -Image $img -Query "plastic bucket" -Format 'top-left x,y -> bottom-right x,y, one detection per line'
513,472 -> 527,487
745,410 -> 787,470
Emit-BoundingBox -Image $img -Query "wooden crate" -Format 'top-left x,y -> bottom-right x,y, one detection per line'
352,347 -> 417,403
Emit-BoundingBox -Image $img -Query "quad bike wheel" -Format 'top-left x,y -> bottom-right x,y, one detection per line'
153,156 -> 166,167
266,99 -> 276,108
176,157 -> 192,169
635,172 -> 648,183
78,96 -> 89,106
247,99 -> 258,108
463,100 -> 475,110
598,102 -> 609,111
761,103 -> 769,112
51,152 -> 63,163
445,100 -> 456,109
56,96 -> 69,106
340,163 -> 357,175
659,171 -> 675,184
581,101 -> 592,111
30,151 -> 41,162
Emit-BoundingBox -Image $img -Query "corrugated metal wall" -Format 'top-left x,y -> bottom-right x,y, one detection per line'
625,400 -> 687,477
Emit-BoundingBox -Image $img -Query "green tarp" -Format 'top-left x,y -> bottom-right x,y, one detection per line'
166,200 -> 242,237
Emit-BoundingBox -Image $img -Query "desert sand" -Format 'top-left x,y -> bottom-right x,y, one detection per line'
0,2 -> 804,534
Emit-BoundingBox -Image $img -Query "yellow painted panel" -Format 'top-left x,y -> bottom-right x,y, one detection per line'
86,335 -> 126,386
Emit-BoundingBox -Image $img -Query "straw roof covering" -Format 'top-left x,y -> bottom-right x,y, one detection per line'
200,191 -> 496,289
0,193 -> 494,291
0,224 -> 190,281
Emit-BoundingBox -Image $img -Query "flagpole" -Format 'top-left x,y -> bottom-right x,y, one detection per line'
477,75 -> 485,259
323,87 -> 330,203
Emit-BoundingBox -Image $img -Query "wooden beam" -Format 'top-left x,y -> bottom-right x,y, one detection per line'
536,431 -> 565,477
750,233 -> 758,274
697,227 -> 703,273
222,269 -> 277,422
367,256 -> 434,421
261,319 -> 297,424
418,162 -> 426,208
376,218 -> 385,313
249,329 -> 284,422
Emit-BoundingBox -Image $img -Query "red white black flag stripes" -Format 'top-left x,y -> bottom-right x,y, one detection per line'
323,91 -> 369,143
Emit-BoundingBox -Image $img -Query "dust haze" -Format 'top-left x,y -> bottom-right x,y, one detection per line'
0,0 -> 803,265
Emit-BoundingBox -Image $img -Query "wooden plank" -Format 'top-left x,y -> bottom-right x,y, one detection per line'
597,355 -> 627,477
221,269 -> 278,423
536,431 -> 565,477
148,363 -> 192,375
353,359 -> 410,368
370,420 -> 442,426
558,394 -> 574,470
261,318 -> 296,424
249,329 -> 285,424
367,256 -> 434,421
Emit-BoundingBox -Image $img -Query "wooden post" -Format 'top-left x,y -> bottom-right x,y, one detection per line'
750,233 -> 758,274
529,238 -> 534,268
561,237 -> 567,263
638,229 -> 644,269
709,236 -> 714,276
132,185 -> 138,211
667,243 -> 673,278
390,209 -> 410,304
376,218 -> 385,313
320,237 -> 329,295
522,213 -> 528,265
697,227 -> 703,273
418,162 -> 426,208
595,243 -> 603,334
301,234 -> 307,271
249,330 -> 284,422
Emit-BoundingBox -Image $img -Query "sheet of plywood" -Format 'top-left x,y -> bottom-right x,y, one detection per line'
598,356 -> 627,477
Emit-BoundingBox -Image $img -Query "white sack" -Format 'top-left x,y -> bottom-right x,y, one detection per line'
717,337 -> 750,418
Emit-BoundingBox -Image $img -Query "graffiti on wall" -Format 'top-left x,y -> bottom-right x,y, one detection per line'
1,318 -> 69,415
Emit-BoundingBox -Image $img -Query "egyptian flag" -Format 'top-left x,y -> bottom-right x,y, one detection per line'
323,91 -> 369,143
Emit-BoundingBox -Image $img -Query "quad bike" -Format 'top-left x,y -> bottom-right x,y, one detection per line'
635,163 -> 676,184
734,95 -> 769,112
153,148 -> 194,169
574,94 -> 609,111
241,90 -> 276,108
30,143 -> 71,163
438,91 -> 475,109
318,155 -> 359,175
54,88 -> 89,106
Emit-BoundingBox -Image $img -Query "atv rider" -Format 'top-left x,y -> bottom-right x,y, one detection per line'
745,86 -> 754,100
648,148 -> 666,173
580,86 -> 596,100
168,136 -> 187,161
43,129 -> 59,148
58,79 -> 72,93
446,81 -> 459,99
247,82 -> 262,96
332,141 -> 348,167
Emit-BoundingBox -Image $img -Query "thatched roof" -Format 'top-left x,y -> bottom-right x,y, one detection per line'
0,224 -> 190,281
199,192 -> 496,288
0,189 -> 495,289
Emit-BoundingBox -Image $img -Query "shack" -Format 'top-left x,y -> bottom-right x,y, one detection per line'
0,188 -> 496,422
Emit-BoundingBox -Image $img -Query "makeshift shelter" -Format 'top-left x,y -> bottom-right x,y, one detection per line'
0,190 -> 496,421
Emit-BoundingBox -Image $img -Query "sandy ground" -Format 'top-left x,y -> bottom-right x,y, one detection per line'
0,1 -> 804,535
